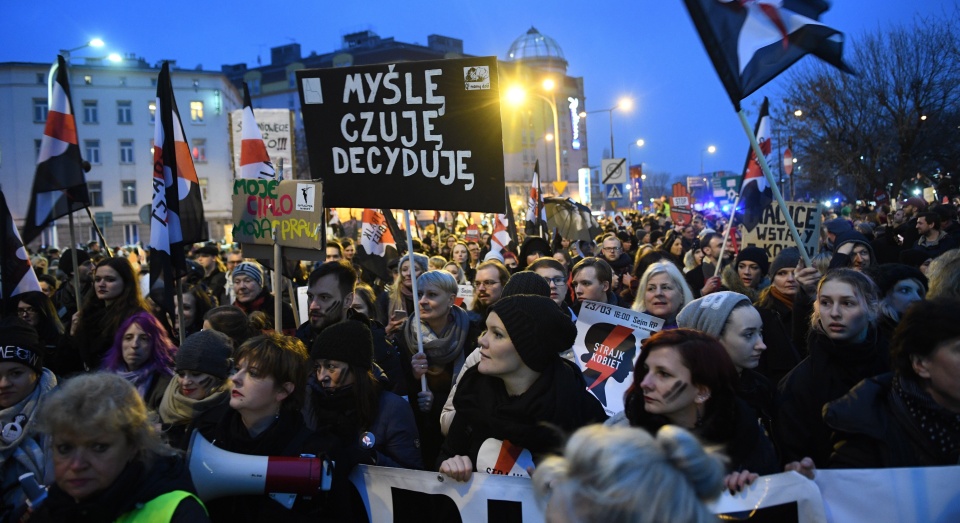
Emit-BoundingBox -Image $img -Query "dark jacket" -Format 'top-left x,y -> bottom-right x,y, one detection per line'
194,403 -> 356,523
755,306 -> 802,386
775,328 -> 890,465
824,372 -> 960,468
31,455 -> 208,522
439,359 -> 608,470
302,375 -> 423,470
234,290 -> 296,336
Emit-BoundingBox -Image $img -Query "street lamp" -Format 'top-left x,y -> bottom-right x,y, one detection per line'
628,139 -> 645,170
506,80 -> 563,183
50,38 -> 108,100
583,97 -> 633,158
700,145 -> 716,175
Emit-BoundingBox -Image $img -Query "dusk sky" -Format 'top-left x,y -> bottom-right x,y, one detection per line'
2,0 -> 954,181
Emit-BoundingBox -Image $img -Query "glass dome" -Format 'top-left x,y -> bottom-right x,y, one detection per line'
507,27 -> 566,62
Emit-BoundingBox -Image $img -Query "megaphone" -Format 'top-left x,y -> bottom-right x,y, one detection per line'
187,430 -> 333,501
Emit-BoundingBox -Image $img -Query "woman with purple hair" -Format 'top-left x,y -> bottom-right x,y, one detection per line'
101,311 -> 176,411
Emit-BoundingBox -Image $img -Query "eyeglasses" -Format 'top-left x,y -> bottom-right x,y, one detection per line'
17,307 -> 37,317
542,277 -> 566,286
474,280 -> 500,288
602,247 -> 621,252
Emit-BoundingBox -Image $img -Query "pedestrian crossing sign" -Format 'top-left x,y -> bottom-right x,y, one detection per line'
607,185 -> 623,200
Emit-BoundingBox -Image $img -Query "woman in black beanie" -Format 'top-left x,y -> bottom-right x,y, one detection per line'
438,295 -> 607,482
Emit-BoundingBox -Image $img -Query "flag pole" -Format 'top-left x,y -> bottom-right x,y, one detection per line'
404,209 -> 427,393
736,109 -> 812,267
272,225 -> 282,334
83,206 -> 113,258
67,211 -> 82,313
714,195 -> 740,278
176,277 -> 186,343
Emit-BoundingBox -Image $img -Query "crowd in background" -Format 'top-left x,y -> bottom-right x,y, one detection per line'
2,194 -> 959,521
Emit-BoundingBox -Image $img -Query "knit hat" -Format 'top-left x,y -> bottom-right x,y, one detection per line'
824,218 -> 853,235
676,291 -> 751,339
175,330 -> 233,380
502,271 -> 551,298
0,317 -> 43,374
834,230 -> 875,261
58,248 -> 90,276
904,197 -> 927,211
483,250 -> 505,263
872,263 -> 927,297
735,246 -> 770,276
769,247 -> 801,277
232,261 -> 264,287
489,295 -> 575,372
311,320 -> 374,371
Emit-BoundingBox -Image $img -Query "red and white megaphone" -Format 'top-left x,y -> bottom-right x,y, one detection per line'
187,430 -> 333,501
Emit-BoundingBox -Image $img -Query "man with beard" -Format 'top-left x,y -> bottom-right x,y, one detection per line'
468,260 -> 509,320
53,248 -> 94,324
895,197 -> 926,252
600,233 -> 634,293
296,261 -> 404,395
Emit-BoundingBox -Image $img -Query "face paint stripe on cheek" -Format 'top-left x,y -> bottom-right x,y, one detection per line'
662,381 -> 688,403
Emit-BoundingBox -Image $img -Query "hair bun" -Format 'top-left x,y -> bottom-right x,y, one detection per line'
656,425 -> 725,501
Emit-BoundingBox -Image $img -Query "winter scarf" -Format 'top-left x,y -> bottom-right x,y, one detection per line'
893,373 -> 960,463
116,367 -> 157,400
307,377 -> 364,442
451,361 -> 606,456
157,376 -> 229,426
0,369 -> 57,517
403,306 -> 471,372
769,287 -> 794,310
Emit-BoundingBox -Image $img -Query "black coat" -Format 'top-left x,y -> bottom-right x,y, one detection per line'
438,359 -> 608,470
775,328 -> 890,465
824,372 -> 960,468
31,455 -> 208,522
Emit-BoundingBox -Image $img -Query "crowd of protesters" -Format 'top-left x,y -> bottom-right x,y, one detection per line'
2,193 -> 959,521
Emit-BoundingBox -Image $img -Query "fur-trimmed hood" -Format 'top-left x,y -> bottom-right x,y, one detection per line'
721,264 -> 769,303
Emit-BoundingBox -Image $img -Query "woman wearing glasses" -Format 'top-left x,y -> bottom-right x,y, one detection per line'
15,291 -> 66,376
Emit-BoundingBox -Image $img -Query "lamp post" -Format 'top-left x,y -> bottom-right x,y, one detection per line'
627,138 -> 645,169
584,98 -> 633,158
506,81 -> 563,183
700,145 -> 716,176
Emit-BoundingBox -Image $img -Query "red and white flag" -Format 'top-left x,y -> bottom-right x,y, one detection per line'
1,189 -> 42,301
355,209 -> 399,283
22,55 -> 90,245
239,82 -> 276,180
150,62 -> 206,312
524,160 -> 546,237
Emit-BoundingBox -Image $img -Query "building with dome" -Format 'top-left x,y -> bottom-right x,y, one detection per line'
500,27 -> 589,210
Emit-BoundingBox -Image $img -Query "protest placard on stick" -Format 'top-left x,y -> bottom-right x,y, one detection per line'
572,301 -> 663,416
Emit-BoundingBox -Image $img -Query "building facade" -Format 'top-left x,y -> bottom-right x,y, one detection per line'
0,55 -> 241,248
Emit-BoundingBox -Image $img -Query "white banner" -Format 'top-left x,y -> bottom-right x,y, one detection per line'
230,108 -> 295,178
572,301 -> 663,416
349,465 -> 960,522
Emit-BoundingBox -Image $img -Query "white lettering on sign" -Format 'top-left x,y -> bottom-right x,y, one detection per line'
331,64 -> 476,191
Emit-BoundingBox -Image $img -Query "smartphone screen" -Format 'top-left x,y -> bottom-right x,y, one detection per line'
392,310 -> 408,321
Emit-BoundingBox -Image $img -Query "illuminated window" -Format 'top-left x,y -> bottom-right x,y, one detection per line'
192,138 -> 206,163
199,178 -> 209,201
83,75 -> 92,85
190,101 -> 204,123
148,102 -> 156,125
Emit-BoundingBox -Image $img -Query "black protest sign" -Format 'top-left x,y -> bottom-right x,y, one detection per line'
296,57 -> 505,213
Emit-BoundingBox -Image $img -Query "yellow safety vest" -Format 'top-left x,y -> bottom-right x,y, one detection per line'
114,490 -> 206,523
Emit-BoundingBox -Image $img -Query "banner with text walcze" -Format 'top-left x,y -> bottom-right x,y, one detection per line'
740,200 -> 822,259
572,301 -> 663,416
296,57 -> 505,213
